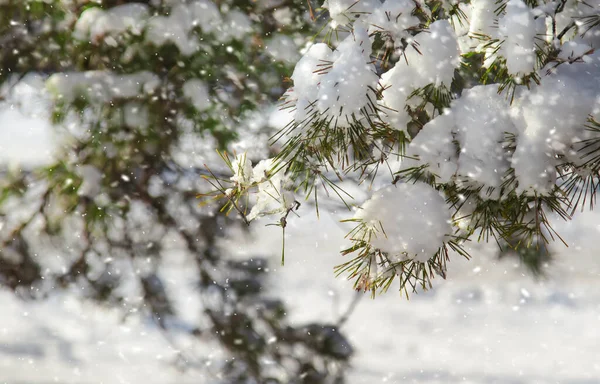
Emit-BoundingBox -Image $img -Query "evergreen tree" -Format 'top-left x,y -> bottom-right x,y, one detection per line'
0,0 -> 352,382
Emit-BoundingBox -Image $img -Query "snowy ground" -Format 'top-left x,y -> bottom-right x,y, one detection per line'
1,79 -> 600,383
238,210 -> 600,384
1,205 -> 600,383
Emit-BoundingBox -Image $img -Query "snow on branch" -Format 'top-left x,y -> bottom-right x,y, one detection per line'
203,0 -> 600,297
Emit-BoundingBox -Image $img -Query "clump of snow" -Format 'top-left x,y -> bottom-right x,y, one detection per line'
123,102 -> 150,130
73,7 -> 104,41
378,64 -> 414,133
316,25 -> 378,122
273,7 -> 294,26
467,0 -> 542,73
354,183 -> 451,262
225,153 -> 296,222
498,0 -> 539,75
323,0 -> 378,28
187,0 -> 223,34
399,51 -> 599,196
402,111 -> 457,184
288,26 -> 379,127
145,8 -> 199,55
285,43 -> 333,123
468,0 -> 497,37
46,71 -> 160,103
74,4 -> 150,42
406,20 -> 461,88
182,79 -> 211,111
76,165 -> 103,198
512,50 -> 600,193
246,159 -> 296,221
291,43 -> 333,101
379,20 -> 460,132
291,19 -> 458,133
73,1 -> 251,55
218,10 -> 253,42
230,153 -> 253,187
265,34 -> 300,63
453,85 -> 518,189
366,0 -> 419,41
0,75 -> 58,165
0,75 -> 57,167
557,39 -> 594,62
146,1 -> 239,53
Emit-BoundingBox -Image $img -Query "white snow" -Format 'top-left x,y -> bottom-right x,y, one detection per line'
512,50 -> 600,193
225,152 -> 296,221
354,183 -> 452,262
379,20 -> 460,133
146,13 -> 200,56
453,85 -> 518,190
0,110 -> 55,167
468,0 -> 497,37
378,63 -> 414,133
317,25 -> 378,123
265,34 -> 300,63
498,0 -> 539,75
291,43 -> 333,102
402,111 -> 457,184
405,20 -> 461,88
182,79 -> 211,112
366,0 -> 419,41
0,74 -> 56,166
74,4 -> 150,42
4,206 -> 600,383
75,165 -> 103,198
398,51 -> 600,195
324,0 -> 378,28
73,1 -> 252,55
46,71 -> 161,103
230,152 -> 253,187
219,10 -> 254,42
246,158 -> 296,221
232,207 -> 600,383
186,0 -> 223,34
123,102 -> 150,130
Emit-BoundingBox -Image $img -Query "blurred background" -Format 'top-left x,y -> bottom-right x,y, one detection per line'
1,1 -> 599,383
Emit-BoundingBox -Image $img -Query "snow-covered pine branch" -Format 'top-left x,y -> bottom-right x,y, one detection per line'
208,0 -> 600,296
